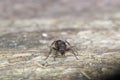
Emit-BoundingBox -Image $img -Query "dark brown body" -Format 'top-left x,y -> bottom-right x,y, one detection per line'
55,40 -> 67,55
45,39 -> 79,61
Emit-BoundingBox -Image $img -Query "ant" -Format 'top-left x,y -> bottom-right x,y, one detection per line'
45,39 -> 79,61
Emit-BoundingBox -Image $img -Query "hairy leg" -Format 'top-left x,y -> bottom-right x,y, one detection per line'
50,41 -> 56,47
45,41 -> 56,60
66,48 -> 79,60
53,50 -> 58,61
65,40 -> 78,55
45,47 -> 56,60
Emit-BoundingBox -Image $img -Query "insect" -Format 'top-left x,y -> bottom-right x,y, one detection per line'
45,39 -> 79,61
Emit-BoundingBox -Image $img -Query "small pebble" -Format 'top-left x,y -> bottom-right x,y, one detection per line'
42,33 -> 48,37
101,68 -> 108,73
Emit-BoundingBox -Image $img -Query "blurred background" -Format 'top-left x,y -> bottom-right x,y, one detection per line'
0,0 -> 120,49
0,0 -> 120,80
0,0 -> 120,19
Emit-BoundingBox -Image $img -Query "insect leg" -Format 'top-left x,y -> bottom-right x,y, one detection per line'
65,40 -> 78,55
50,40 -> 56,47
70,46 -> 78,56
44,47 -> 53,60
45,41 -> 56,60
67,48 -> 79,60
53,50 -> 58,61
